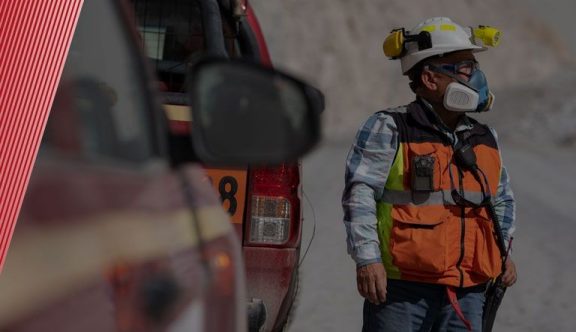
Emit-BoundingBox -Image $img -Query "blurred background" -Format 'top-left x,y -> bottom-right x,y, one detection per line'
250,0 -> 576,331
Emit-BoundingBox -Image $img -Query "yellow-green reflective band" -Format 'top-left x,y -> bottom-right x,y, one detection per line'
440,24 -> 456,31
385,142 -> 404,191
376,202 -> 400,279
381,189 -> 487,206
421,25 -> 436,32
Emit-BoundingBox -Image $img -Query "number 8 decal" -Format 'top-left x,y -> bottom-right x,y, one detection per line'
219,176 -> 238,215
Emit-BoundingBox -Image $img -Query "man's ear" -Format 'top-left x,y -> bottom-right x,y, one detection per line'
421,68 -> 439,91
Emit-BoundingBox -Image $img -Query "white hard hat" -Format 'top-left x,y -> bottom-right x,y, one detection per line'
390,17 -> 488,74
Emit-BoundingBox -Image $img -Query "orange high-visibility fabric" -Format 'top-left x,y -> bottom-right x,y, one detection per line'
381,105 -> 502,288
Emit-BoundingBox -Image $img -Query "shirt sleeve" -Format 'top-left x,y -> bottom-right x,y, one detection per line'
494,166 -> 516,247
489,128 -> 516,251
342,112 -> 399,267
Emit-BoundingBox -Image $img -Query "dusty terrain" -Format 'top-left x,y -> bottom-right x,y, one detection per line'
251,0 -> 575,140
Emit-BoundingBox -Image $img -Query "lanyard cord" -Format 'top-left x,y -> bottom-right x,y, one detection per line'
471,166 -> 508,263
449,149 -> 490,205
452,131 -> 508,262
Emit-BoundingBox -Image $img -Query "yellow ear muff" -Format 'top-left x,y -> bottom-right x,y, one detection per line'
383,29 -> 405,58
473,26 -> 501,47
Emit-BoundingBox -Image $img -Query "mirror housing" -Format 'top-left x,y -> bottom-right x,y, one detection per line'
189,58 -> 323,166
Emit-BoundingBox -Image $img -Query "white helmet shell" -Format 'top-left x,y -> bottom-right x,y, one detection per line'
401,17 -> 486,74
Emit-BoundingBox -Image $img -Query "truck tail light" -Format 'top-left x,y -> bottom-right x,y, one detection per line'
249,196 -> 291,244
246,163 -> 301,248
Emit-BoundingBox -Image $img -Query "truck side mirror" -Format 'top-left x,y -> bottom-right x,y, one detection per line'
189,58 -> 323,166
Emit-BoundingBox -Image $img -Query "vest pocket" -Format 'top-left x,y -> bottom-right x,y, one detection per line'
390,207 -> 448,275
472,217 -> 502,279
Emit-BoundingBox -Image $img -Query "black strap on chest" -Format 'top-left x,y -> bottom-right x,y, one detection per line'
454,130 -> 508,260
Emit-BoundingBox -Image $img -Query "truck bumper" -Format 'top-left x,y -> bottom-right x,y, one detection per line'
244,247 -> 299,332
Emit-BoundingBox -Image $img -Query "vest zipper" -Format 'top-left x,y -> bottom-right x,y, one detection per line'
456,167 -> 465,288
447,130 -> 471,287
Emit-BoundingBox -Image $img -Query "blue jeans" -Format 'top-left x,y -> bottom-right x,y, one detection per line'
362,279 -> 487,332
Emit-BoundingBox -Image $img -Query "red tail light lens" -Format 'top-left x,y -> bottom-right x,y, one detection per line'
246,163 -> 301,248
250,164 -> 299,194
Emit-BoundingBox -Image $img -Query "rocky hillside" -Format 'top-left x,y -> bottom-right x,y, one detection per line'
250,0 -> 575,141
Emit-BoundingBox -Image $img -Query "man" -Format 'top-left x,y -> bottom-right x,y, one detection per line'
342,17 -> 517,331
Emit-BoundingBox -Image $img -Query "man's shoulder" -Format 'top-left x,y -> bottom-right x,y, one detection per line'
376,104 -> 410,116
466,116 -> 498,137
366,105 -> 410,125
356,105 -> 411,139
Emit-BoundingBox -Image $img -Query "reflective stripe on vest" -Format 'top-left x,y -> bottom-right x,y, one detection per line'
381,189 -> 488,206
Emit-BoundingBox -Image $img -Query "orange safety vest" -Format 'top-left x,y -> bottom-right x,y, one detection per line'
377,101 -> 502,288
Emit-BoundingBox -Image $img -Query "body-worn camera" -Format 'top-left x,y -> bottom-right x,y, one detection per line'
412,155 -> 435,192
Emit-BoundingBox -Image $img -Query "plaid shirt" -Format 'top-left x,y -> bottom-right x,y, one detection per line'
342,102 -> 516,267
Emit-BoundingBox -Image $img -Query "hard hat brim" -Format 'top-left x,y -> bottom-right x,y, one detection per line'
401,45 -> 486,74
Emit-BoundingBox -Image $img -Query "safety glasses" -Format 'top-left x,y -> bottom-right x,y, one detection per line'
435,60 -> 479,78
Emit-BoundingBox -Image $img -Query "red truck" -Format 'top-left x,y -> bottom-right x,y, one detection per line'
0,0 -> 322,331
130,1 -> 311,331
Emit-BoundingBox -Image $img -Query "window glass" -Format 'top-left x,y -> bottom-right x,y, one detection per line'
132,0 -> 204,93
43,0 -> 159,164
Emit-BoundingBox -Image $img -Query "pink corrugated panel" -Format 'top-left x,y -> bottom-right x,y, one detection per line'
0,0 -> 84,270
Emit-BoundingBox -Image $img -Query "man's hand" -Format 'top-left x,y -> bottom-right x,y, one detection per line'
502,258 -> 517,287
357,262 -> 387,304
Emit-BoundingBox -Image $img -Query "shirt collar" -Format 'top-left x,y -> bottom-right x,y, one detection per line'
415,98 -> 474,134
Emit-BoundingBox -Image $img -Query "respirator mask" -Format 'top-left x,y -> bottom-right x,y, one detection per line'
428,60 -> 495,113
